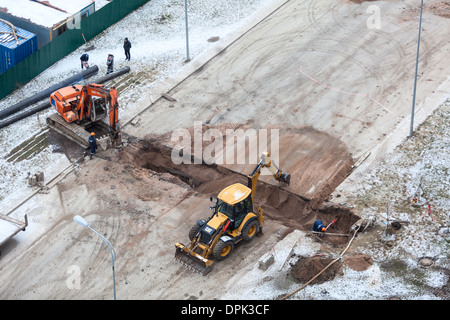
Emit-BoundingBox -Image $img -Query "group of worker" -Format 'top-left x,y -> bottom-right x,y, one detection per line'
80,37 -> 132,74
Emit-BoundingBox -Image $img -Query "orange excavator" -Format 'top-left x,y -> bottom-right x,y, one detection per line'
46,83 -> 121,149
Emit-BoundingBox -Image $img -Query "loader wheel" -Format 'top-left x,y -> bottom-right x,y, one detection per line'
242,219 -> 259,242
188,221 -> 203,241
213,239 -> 234,261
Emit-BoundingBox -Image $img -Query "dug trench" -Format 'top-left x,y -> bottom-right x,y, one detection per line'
119,125 -> 360,246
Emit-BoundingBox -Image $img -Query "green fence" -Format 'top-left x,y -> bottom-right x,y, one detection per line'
0,0 -> 150,100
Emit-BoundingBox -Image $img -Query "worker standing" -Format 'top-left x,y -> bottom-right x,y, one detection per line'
106,54 -> 114,74
89,132 -> 97,159
123,38 -> 131,61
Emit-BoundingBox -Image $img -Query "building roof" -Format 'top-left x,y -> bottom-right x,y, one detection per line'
0,20 -> 36,49
0,0 -> 94,29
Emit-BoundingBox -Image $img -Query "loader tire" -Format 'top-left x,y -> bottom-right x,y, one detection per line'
242,219 -> 259,242
188,221 -> 203,241
213,239 -> 234,261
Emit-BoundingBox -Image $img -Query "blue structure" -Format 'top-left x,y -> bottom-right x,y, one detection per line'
0,21 -> 37,74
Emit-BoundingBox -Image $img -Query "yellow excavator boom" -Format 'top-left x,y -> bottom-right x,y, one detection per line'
247,152 -> 290,201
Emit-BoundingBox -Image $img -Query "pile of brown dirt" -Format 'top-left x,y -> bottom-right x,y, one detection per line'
290,256 -> 343,284
272,126 -> 355,207
343,254 -> 374,271
400,1 -> 450,21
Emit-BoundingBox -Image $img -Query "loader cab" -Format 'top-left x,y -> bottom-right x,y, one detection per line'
216,183 -> 253,229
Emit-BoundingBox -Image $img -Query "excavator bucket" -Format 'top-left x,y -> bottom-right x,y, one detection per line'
276,171 -> 291,185
174,242 -> 214,276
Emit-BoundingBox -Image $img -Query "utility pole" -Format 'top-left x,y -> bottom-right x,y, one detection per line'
409,0 -> 424,137
184,0 -> 190,62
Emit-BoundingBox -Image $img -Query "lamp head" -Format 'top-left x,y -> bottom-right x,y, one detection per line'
73,215 -> 89,228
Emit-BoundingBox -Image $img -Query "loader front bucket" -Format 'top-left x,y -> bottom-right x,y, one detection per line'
175,242 -> 213,276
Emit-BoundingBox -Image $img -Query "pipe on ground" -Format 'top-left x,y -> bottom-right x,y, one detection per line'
0,100 -> 50,129
0,65 -> 99,120
0,67 -> 131,129
94,66 -> 130,84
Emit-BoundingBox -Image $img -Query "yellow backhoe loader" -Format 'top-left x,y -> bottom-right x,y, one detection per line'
175,152 -> 290,275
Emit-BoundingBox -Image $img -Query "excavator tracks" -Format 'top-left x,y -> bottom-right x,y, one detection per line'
46,113 -> 109,149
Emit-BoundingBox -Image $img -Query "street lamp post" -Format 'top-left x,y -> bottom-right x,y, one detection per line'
409,0 -> 424,137
73,215 -> 117,300
184,0 -> 190,61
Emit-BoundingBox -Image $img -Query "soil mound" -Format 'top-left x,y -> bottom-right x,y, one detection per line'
291,256 -> 343,284
343,254 -> 374,271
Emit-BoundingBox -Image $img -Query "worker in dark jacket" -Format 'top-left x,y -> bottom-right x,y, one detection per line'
106,54 -> 114,74
80,53 -> 89,69
123,38 -> 131,61
312,220 -> 326,232
89,132 -> 97,159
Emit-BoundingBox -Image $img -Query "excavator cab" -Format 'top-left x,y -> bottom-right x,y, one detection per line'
175,152 -> 290,275
90,96 -> 107,122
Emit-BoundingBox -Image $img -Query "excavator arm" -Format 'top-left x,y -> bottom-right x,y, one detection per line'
108,89 -> 120,138
78,84 -> 121,145
247,152 -> 290,201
